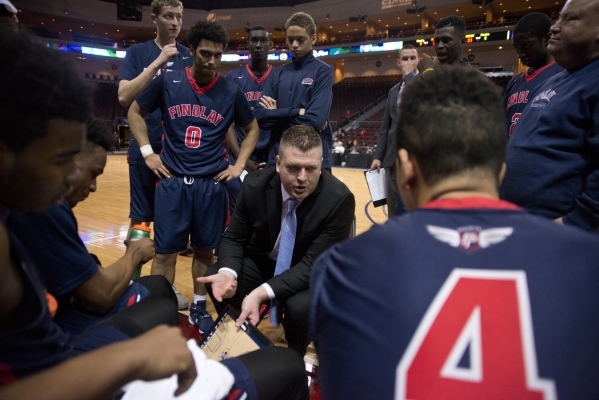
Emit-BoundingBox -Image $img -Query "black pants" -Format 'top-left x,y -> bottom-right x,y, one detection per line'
205,259 -> 312,355
235,346 -> 309,400
98,275 -> 178,338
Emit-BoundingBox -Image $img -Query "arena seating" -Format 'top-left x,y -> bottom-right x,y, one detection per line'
330,75 -> 402,126
92,81 -> 127,121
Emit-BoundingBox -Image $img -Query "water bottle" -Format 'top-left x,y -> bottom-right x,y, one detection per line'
128,222 -> 151,280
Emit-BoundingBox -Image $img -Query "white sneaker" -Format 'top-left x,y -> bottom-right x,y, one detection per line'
172,285 -> 189,310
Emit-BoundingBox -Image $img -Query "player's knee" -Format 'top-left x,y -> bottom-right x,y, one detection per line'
192,248 -> 214,262
135,275 -> 175,303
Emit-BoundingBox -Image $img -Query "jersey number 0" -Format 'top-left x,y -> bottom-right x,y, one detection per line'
185,126 -> 202,148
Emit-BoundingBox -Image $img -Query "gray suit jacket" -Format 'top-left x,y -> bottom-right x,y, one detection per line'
374,73 -> 418,168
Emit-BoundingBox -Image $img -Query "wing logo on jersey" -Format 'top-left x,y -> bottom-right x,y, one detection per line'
426,225 -> 513,252
530,89 -> 557,108
301,78 -> 314,85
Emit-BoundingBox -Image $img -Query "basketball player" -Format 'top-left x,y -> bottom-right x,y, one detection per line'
118,0 -> 192,309
417,16 -> 478,71
224,25 -> 274,213
128,20 -> 259,334
225,25 -> 273,169
253,12 -> 334,169
311,67 -> 599,399
503,12 -> 563,136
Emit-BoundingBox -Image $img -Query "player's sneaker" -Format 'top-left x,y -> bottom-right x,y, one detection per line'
172,285 -> 189,310
188,300 -> 215,334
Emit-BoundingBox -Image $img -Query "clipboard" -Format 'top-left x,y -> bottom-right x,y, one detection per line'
199,305 -> 273,361
364,168 -> 387,207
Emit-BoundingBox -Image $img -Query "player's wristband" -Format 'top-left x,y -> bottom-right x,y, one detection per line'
423,68 -> 435,74
140,144 -> 154,158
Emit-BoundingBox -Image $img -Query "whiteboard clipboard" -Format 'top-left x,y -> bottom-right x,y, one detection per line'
364,168 -> 387,207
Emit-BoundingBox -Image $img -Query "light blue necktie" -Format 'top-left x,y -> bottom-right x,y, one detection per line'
270,197 -> 298,327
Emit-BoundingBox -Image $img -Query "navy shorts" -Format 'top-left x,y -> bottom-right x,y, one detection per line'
69,324 -> 130,355
128,163 -> 158,222
55,282 -> 151,340
154,175 -> 229,253
221,357 -> 259,400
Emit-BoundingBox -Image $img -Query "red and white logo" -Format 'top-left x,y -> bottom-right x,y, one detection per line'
395,269 -> 557,399
427,225 -> 513,252
301,78 -> 314,85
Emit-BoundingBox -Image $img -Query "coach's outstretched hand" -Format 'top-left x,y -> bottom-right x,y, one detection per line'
197,271 -> 238,302
144,153 -> 172,179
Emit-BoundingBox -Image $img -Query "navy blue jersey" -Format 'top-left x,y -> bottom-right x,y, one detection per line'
4,201 -> 97,300
225,65 -> 273,156
500,58 -> 599,231
311,197 -> 599,399
503,62 -> 563,136
253,53 -> 333,168
119,40 -> 192,165
0,231 -> 72,382
136,68 -> 255,176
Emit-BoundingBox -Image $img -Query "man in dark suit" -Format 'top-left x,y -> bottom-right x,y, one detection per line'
371,44 -> 419,217
199,125 -> 355,354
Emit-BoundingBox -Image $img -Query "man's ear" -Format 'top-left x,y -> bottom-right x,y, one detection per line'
275,155 -> 281,173
396,148 -> 415,189
311,33 -> 317,45
150,13 -> 157,24
189,45 -> 195,56
497,162 -> 507,187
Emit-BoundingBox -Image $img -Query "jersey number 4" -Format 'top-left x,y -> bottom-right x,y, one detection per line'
185,126 -> 202,148
395,269 -> 557,399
